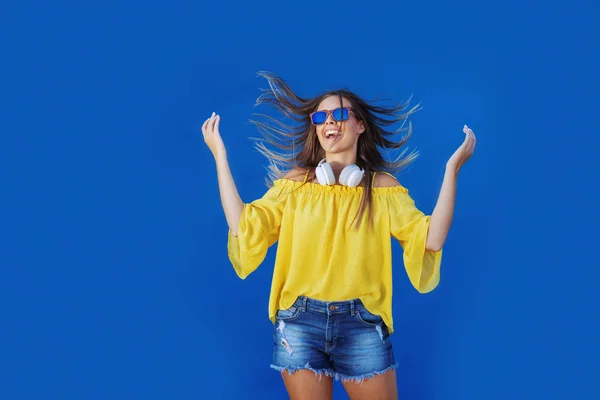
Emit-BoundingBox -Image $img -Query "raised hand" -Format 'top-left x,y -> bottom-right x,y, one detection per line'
446,124 -> 477,174
202,112 -> 226,160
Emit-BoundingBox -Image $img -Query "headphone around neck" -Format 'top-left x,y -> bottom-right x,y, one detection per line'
315,158 -> 365,188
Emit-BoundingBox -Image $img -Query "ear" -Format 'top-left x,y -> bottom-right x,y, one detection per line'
358,121 -> 366,134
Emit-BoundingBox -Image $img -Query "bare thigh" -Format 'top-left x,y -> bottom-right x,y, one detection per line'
342,370 -> 398,400
281,370 -> 333,400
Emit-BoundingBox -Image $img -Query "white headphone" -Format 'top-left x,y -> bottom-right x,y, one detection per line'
315,159 -> 365,188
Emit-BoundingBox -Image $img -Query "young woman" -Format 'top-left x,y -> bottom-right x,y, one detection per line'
202,72 -> 476,400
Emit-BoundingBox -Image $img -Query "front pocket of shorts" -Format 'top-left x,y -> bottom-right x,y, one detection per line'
355,306 -> 383,327
276,304 -> 301,321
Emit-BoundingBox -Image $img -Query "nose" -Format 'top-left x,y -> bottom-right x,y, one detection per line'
325,113 -> 337,124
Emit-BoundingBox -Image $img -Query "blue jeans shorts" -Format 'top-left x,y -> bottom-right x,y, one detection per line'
270,296 -> 398,382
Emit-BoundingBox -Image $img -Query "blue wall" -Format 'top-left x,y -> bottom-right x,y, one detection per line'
2,0 -> 598,399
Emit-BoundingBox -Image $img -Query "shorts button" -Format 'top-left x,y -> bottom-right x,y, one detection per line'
329,305 -> 335,311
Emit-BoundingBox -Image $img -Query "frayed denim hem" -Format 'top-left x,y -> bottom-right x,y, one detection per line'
270,362 -> 398,384
336,362 -> 399,384
270,363 -> 335,381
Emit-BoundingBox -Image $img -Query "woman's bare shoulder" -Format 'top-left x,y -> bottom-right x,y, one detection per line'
373,171 -> 401,187
282,167 -> 309,182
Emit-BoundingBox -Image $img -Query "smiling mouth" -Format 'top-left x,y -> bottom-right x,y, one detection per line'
324,129 -> 342,139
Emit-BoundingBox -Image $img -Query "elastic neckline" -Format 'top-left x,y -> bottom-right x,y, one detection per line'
272,178 -> 408,195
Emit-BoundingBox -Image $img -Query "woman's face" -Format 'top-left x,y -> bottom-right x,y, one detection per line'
313,95 -> 365,155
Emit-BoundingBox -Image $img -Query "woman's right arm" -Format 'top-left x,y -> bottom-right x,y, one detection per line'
202,112 -> 244,236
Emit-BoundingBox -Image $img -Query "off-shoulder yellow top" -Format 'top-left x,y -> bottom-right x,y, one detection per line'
227,172 -> 442,334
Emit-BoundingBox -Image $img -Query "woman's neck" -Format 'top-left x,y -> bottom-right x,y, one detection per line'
324,152 -> 358,176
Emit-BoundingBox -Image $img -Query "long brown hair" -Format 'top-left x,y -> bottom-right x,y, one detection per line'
249,71 -> 420,229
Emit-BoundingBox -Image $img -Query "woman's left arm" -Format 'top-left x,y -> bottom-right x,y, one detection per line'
426,125 -> 477,252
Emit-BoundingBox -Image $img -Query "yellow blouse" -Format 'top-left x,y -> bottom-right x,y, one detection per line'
227,173 -> 443,334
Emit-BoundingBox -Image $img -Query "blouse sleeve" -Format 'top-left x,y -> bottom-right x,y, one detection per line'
387,188 -> 443,293
227,184 -> 286,279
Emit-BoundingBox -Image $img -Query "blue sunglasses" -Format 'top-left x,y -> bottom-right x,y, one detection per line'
310,107 -> 355,125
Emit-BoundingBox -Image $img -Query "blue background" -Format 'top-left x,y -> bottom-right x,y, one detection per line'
2,0 -> 599,399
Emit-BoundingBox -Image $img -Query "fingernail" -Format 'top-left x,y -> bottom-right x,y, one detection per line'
212,111 -> 216,117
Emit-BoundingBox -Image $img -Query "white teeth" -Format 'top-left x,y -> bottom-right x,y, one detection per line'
325,130 -> 341,138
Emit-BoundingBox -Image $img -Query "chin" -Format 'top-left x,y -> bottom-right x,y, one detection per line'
323,146 -> 351,155
325,140 -> 354,153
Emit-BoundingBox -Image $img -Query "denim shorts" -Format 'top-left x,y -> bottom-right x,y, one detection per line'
270,296 -> 397,382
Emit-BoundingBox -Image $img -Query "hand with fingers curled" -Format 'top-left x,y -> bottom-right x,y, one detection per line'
446,124 -> 477,175
202,111 -> 226,161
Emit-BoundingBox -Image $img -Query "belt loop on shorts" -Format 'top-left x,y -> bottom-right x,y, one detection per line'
300,296 -> 308,312
350,299 -> 355,316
